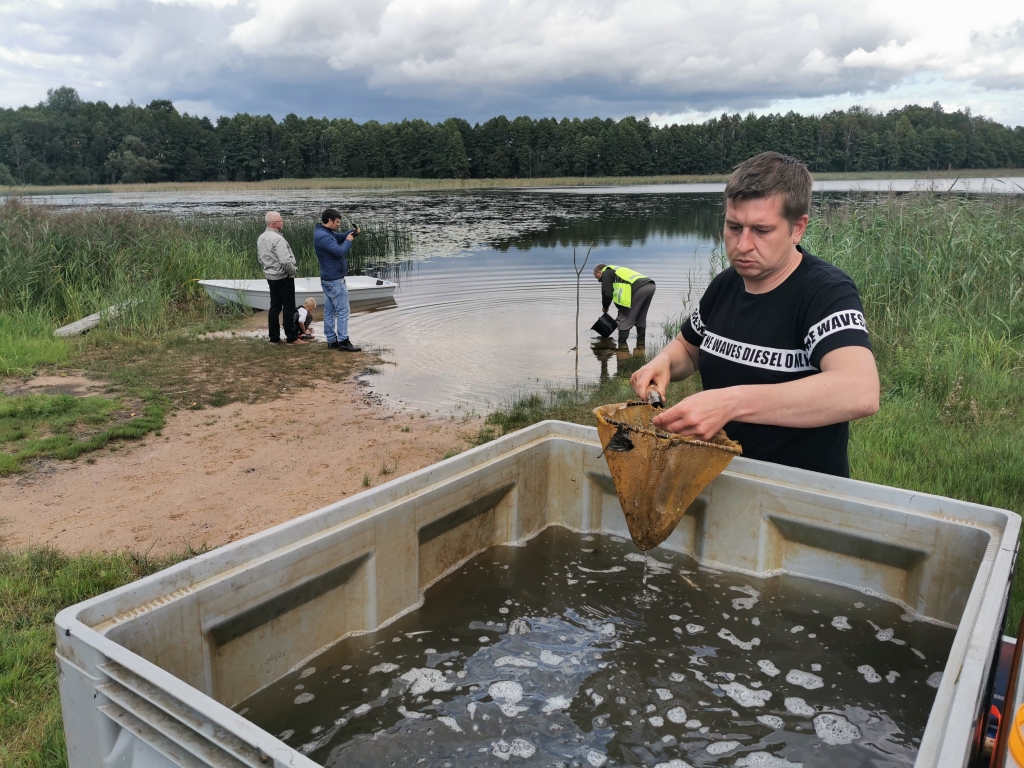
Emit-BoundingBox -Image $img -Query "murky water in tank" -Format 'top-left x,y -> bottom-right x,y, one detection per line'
235,528 -> 953,767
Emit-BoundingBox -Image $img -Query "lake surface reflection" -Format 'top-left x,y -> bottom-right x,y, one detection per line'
348,193 -> 723,412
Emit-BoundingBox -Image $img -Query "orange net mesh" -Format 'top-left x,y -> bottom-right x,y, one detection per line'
594,402 -> 742,551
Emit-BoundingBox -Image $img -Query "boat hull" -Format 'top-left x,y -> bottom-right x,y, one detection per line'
199,277 -> 396,311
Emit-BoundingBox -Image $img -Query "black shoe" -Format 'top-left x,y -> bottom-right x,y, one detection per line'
327,341 -> 339,349
617,329 -> 630,344
635,329 -> 646,347
336,338 -> 362,352
269,338 -> 281,344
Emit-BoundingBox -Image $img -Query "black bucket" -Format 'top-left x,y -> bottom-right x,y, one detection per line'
591,313 -> 617,338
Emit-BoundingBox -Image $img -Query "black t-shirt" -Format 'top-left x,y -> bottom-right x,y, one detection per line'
680,247 -> 872,477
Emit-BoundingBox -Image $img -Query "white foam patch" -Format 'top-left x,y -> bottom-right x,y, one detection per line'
401,668 -> 452,696
351,703 -> 371,716
785,697 -> 815,717
857,665 -> 882,683
656,688 -> 673,701
653,761 -> 694,768
706,740 -> 740,755
669,614 -> 682,621
587,750 -> 608,767
831,615 -> 852,630
591,693 -> 604,706
736,752 -> 804,768
926,672 -> 943,689
578,565 -> 626,573
667,706 -> 688,723
669,672 -> 685,682
912,648 -> 926,660
811,664 -> 821,672
813,713 -> 861,745
542,695 -> 572,714
294,692 -> 314,704
786,670 -> 824,690
685,719 -> 701,728
730,586 -> 761,610
649,715 -> 665,727
488,681 -> 526,717
508,618 -> 531,635
437,716 -> 462,733
758,660 -> 781,677
718,628 -> 760,650
494,656 -> 537,668
790,625 -> 804,633
467,702 -> 477,719
757,714 -> 784,729
540,650 -> 565,665
368,663 -> 398,675
686,624 -> 705,634
721,682 -> 772,708
886,671 -> 900,683
299,667 -> 316,678
398,705 -> 425,720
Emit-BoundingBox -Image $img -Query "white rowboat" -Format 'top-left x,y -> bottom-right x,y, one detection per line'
199,276 -> 397,311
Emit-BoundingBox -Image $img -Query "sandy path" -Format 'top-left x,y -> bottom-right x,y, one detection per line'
0,377 -> 475,554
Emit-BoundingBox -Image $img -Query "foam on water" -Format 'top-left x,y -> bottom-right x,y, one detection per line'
706,740 -> 740,754
785,670 -> 824,690
236,528 -> 954,768
784,697 -> 815,717
857,665 -> 882,683
813,713 -> 862,745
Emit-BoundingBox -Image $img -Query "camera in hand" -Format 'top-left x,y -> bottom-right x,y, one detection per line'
350,224 -> 362,237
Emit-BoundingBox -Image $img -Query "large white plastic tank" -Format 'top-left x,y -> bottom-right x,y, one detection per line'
55,421 -> 1019,767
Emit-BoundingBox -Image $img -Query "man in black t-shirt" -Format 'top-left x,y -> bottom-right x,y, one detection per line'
630,152 -> 879,477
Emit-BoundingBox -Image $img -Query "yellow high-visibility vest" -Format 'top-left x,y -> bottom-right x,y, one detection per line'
603,265 -> 648,308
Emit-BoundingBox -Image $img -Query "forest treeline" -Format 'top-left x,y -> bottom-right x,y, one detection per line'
2,86 -> 1023,186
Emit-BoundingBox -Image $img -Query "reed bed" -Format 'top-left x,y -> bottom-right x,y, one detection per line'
3,168 -> 1020,197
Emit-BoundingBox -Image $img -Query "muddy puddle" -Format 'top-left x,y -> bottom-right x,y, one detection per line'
236,527 -> 953,767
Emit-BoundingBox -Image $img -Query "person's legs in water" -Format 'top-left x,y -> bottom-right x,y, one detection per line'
267,278 -> 285,342
632,282 -> 656,348
322,279 -> 341,348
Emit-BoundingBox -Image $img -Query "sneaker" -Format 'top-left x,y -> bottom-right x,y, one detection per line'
336,338 -> 362,352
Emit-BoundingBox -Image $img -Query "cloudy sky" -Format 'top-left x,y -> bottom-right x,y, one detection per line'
2,0 -> 1024,126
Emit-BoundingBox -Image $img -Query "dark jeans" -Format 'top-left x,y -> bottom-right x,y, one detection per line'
268,277 -> 298,342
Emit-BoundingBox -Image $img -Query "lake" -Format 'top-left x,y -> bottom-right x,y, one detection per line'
23,178 -> 1021,412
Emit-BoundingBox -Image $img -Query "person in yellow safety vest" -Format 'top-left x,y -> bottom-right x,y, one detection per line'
593,263 -> 657,346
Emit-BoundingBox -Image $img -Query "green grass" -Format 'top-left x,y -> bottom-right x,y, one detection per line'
482,193 -> 1024,632
0,546 -> 202,768
0,391 -> 165,475
0,313 -> 71,376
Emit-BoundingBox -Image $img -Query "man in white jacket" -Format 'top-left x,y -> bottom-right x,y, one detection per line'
257,211 -> 306,345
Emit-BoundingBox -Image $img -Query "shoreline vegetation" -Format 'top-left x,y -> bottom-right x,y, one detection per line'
2,167 -> 1023,196
2,191 -> 1023,767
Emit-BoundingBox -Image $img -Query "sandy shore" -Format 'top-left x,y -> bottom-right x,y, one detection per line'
0,374 -> 474,554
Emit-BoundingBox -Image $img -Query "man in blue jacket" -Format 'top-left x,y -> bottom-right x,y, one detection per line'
313,208 -> 362,352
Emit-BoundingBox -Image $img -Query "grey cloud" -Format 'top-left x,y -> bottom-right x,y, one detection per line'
1,0 -> 1022,124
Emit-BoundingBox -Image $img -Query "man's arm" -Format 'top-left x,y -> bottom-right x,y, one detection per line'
650,346 -> 880,440
277,236 -> 297,277
600,270 -> 614,313
318,232 -> 354,259
629,333 -> 701,398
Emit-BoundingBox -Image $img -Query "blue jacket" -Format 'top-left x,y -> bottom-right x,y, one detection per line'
313,223 -> 355,280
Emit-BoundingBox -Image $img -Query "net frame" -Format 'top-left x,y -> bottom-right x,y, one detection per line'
594,401 -> 742,551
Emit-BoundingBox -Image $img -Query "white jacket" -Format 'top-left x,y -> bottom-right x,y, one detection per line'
257,228 -> 297,279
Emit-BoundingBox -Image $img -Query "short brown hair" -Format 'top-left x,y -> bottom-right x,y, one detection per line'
724,152 -> 812,225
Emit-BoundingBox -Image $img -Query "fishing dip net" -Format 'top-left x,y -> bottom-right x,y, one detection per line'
594,401 -> 742,551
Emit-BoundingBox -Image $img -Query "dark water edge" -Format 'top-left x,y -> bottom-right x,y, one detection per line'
236,527 -> 953,767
